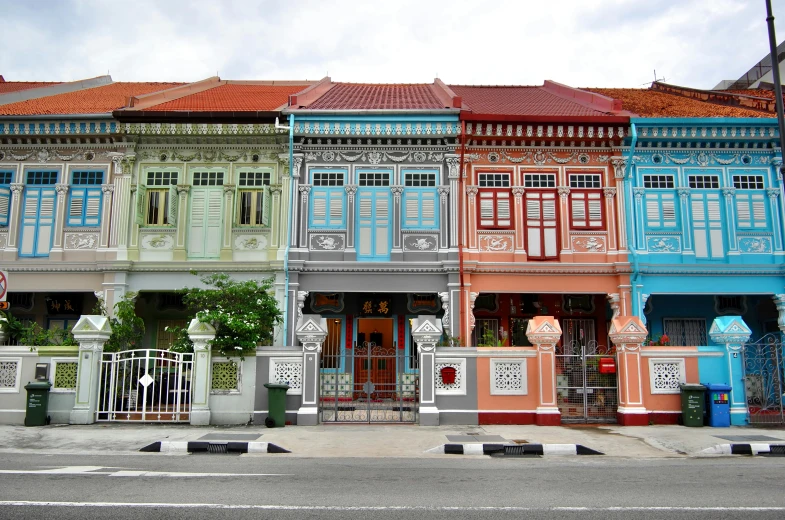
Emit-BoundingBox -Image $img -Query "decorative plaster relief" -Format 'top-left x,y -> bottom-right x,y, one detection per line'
738,236 -> 772,253
490,358 -> 527,395
309,233 -> 345,251
64,233 -> 99,250
477,233 -> 514,252
649,358 -> 686,395
234,234 -> 267,250
646,236 -> 681,253
571,236 -> 606,253
269,357 -> 303,395
141,233 -> 175,250
403,234 -> 438,252
434,358 -> 467,395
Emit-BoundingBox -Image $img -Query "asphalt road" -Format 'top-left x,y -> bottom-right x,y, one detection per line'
0,453 -> 783,519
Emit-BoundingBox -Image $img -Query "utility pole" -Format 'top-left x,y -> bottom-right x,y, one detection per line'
765,0 -> 785,183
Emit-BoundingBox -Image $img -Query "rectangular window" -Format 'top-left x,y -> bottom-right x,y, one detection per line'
404,172 -> 436,187
569,174 -> 602,189
358,171 -> 390,186
238,171 -> 271,186
478,173 -> 510,187
138,171 -> 178,226
26,171 -> 58,185
642,175 -> 674,189
663,318 -> 707,346
569,174 -> 603,230
478,190 -> 511,228
403,170 -> 438,230
0,171 -> 13,226
688,175 -> 720,189
525,191 -> 558,259
237,187 -> 270,226
68,171 -> 104,227
523,173 -> 556,188
192,171 -> 224,186
310,170 -> 346,229
732,175 -> 765,190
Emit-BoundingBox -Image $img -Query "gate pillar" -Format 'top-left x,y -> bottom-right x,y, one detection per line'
526,316 -> 562,426
70,316 -> 112,425
609,316 -> 649,426
296,315 -> 328,426
412,315 -> 443,426
709,316 -> 752,425
188,319 -> 216,426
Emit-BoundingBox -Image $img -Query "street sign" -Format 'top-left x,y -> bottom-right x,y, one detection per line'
0,302 -> 9,310
0,270 -> 6,301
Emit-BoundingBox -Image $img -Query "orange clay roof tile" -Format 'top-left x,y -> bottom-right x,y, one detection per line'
585,88 -> 772,118
143,83 -> 308,112
0,81 -> 62,94
305,84 -> 447,110
450,85 -> 615,117
0,82 -> 184,116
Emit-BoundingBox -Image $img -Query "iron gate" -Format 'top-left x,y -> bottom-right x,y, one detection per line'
556,341 -> 618,423
96,349 -> 193,422
320,342 -> 418,423
743,333 -> 785,425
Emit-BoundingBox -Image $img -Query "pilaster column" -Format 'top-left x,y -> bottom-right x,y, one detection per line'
50,184 -> 69,258
466,186 -> 478,249
774,294 -> 785,333
345,185 -> 358,254
6,183 -> 24,256
772,157 -> 785,252
445,154 -> 460,248
187,318 -> 216,426
557,187 -> 571,258
110,154 -> 134,255
722,187 -> 738,254
70,316 -> 112,424
438,291 -> 451,339
270,184 -> 283,249
609,316 -> 649,426
411,315 -> 443,426
220,184 -> 235,261
603,187 -> 618,252
296,291 -> 309,327
437,186 -> 450,250
173,185 -> 190,261
99,184 -> 114,249
526,316 -> 562,425
467,291 -> 478,343
298,184 -> 311,249
391,185 -> 404,252
632,188 -> 645,253
607,293 -> 621,319
767,188 -> 783,251
678,188 -> 693,254
295,315 -> 328,426
709,316 -> 752,425
611,156 -> 628,251
512,187 -> 526,259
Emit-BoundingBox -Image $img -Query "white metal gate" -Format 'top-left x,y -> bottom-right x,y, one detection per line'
97,349 -> 193,422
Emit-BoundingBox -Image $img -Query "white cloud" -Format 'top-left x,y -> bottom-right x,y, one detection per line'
1,0 -> 784,89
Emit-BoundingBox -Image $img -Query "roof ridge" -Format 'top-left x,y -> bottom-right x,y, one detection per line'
541,80 -> 623,114
0,75 -> 113,107
651,81 -> 777,113
123,77 -> 223,111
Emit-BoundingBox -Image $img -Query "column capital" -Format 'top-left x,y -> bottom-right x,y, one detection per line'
10,183 -> 24,194
611,156 -> 628,179
512,187 -> 525,197
525,316 -> 562,347
608,316 -> 648,347
557,186 -> 570,198
101,183 -> 115,194
678,187 -> 691,199
466,185 -> 478,197
222,184 -> 236,194
295,314 -> 328,350
603,187 -> 617,199
708,316 -> 752,345
176,185 -> 191,196
55,183 -> 69,196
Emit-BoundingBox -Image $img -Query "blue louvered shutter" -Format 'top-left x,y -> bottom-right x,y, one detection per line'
310,188 -> 328,228
403,189 -> 438,230
0,186 -> 10,226
68,187 -> 102,226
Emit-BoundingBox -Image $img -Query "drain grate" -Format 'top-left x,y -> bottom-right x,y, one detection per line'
503,444 -> 543,457
207,443 -> 229,454
766,445 -> 785,456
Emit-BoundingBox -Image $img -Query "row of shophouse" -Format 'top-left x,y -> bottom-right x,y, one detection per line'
0,73 -> 783,427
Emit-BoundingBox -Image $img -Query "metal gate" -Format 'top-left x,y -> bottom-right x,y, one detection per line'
320,342 -> 418,423
96,349 -> 193,422
743,333 -> 785,425
556,340 -> 618,423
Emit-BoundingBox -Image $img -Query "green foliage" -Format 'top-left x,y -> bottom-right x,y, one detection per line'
166,325 -> 194,354
0,311 -> 77,348
180,273 -> 282,357
477,328 -> 507,347
99,292 -> 145,353
437,334 -> 464,347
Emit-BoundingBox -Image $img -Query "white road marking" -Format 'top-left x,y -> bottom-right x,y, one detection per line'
0,466 -> 289,477
0,502 -> 784,511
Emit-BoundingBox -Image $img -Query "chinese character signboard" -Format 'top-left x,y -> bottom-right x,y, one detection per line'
360,296 -> 392,317
45,294 -> 82,315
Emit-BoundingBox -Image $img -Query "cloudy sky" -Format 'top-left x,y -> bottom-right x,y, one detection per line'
2,0 -> 784,89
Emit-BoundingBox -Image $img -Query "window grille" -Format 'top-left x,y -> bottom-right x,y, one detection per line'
71,171 -> 103,185
0,171 -> 13,184
523,173 -> 556,188
642,175 -> 674,189
404,172 -> 436,186
312,172 -> 344,186
663,318 -> 707,346
146,171 -> 177,186
569,174 -> 602,188
26,171 -> 57,185
688,175 -> 719,189
238,171 -> 271,186
192,171 -> 224,186
732,175 -> 765,190
478,173 -> 510,187
358,172 -> 390,186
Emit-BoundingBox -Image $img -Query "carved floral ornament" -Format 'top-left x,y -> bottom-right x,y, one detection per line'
0,149 -> 105,162
464,151 -> 611,167
634,149 -> 772,167
303,149 -> 446,165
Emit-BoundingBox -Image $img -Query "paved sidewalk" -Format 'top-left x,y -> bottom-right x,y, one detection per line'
1,423 -> 784,458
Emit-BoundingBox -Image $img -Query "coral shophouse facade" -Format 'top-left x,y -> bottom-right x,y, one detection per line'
0,74 -> 782,427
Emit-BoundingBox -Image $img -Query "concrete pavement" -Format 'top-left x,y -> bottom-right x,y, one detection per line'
1,422 -> 784,458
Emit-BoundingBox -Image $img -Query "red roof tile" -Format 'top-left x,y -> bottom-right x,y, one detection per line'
144,83 -> 310,112
586,87 -> 772,118
0,81 -> 61,94
0,82 -> 183,116
450,84 -> 618,117
305,84 -> 447,110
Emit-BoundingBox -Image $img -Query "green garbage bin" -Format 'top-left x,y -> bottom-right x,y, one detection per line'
263,383 -> 290,428
24,381 -> 52,427
679,383 -> 706,427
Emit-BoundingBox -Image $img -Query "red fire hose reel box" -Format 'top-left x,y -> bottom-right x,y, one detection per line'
598,357 -> 616,374
440,366 -> 457,385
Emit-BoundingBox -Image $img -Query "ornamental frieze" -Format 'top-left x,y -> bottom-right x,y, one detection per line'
465,122 -> 627,140
64,233 -> 99,250
137,149 -> 283,163
123,122 -> 280,136
294,121 -> 459,137
0,149 -> 105,162
463,150 -> 611,166
634,151 -> 770,166
302,149 -> 445,164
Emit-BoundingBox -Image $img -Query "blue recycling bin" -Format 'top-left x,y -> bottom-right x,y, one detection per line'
704,383 -> 732,427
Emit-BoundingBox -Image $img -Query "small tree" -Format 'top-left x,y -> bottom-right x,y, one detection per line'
95,291 -> 145,352
175,273 -> 282,357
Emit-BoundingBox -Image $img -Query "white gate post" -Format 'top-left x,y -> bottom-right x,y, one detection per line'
70,315 -> 112,425
296,315 -> 327,426
188,319 -> 216,426
709,316 -> 752,425
411,315 -> 443,426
